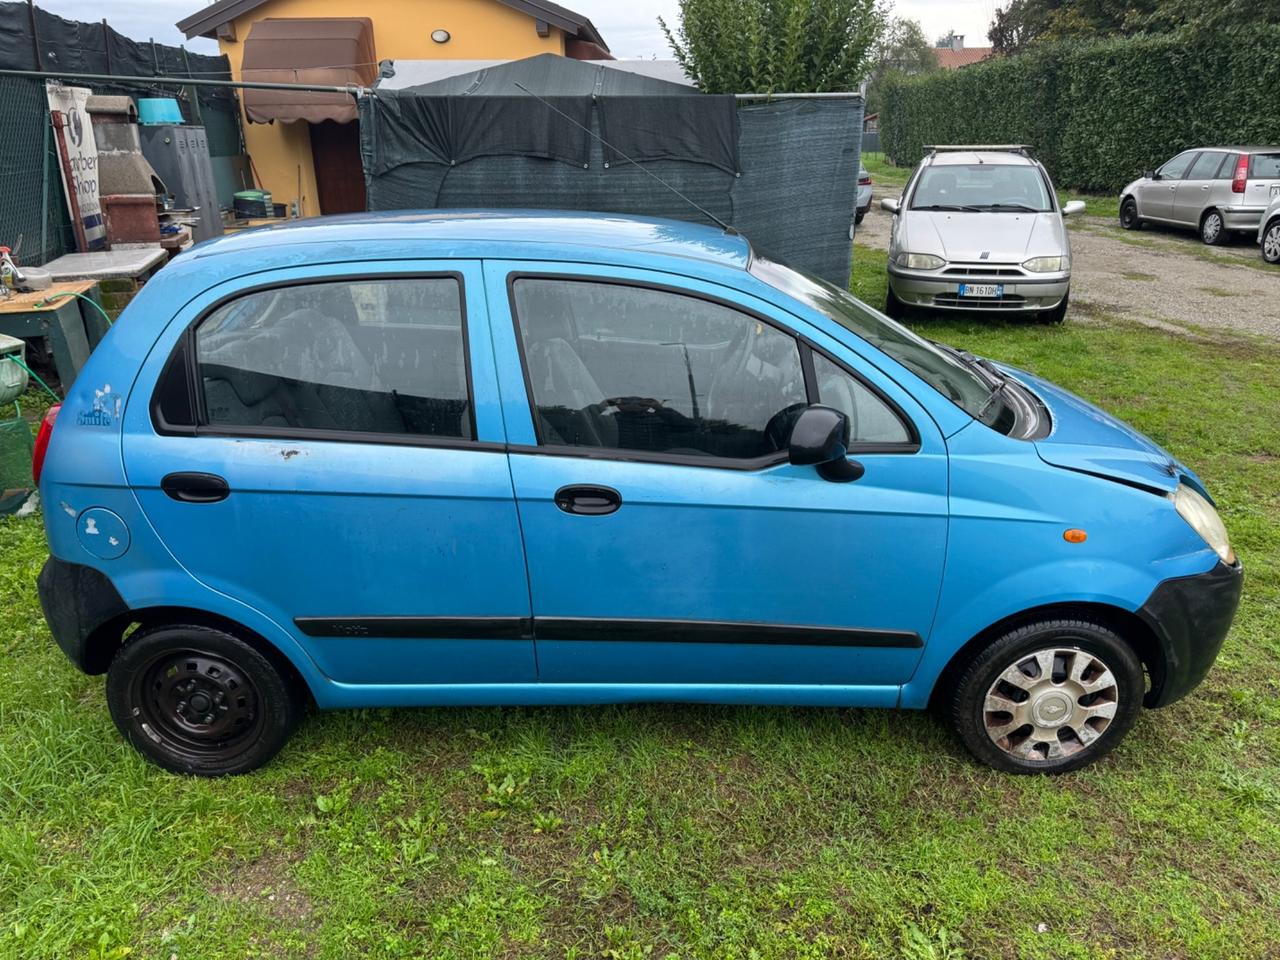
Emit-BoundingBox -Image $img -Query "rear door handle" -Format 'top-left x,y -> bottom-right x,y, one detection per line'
554,484 -> 621,516
161,472 -> 230,503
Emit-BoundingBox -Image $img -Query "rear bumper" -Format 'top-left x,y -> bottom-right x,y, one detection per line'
37,556 -> 129,675
1137,559 -> 1243,707
1220,206 -> 1266,231
888,267 -> 1069,313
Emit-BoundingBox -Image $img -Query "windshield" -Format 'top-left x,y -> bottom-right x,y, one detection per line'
749,256 -> 1017,433
910,163 -> 1052,212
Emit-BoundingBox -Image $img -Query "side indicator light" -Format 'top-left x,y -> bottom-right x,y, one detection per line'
1063,529 -> 1088,543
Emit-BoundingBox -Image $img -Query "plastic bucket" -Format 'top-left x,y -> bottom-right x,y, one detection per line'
138,98 -> 184,125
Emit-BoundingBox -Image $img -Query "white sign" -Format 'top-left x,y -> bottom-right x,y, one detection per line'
45,83 -> 106,250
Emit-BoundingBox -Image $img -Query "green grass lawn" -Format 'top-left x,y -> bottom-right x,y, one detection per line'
2,260 -> 1279,957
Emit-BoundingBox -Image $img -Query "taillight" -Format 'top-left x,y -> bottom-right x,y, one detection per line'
1232,154 -> 1249,193
859,175 -> 872,185
32,403 -> 60,486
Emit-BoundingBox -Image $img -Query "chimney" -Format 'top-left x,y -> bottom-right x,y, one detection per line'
952,34 -> 964,51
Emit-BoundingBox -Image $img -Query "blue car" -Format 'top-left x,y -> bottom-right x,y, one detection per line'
34,211 -> 1241,776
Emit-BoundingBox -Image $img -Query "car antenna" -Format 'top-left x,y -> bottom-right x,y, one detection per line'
512,81 -> 739,236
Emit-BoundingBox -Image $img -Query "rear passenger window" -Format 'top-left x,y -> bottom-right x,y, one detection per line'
195,278 -> 471,439
1214,153 -> 1240,179
511,278 -> 806,461
1187,152 -> 1223,180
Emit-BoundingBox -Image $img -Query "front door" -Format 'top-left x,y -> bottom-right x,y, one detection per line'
1173,151 -> 1223,225
310,120 -> 367,214
1139,150 -> 1195,221
485,263 -> 948,696
122,262 -> 535,686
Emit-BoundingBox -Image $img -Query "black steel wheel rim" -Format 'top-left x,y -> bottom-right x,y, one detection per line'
1120,202 -> 1135,226
131,647 -> 265,759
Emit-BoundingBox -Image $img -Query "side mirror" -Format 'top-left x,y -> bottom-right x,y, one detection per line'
1062,200 -> 1086,216
880,196 -> 900,214
1145,169 -> 1157,180
788,405 -> 865,483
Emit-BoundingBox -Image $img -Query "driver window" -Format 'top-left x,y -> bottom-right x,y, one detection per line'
1158,152 -> 1197,179
511,278 -> 806,460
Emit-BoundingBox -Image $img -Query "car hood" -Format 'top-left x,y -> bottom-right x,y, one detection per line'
903,210 -> 1064,261
1000,366 -> 1199,495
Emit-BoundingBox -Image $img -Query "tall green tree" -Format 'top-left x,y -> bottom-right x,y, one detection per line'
659,0 -> 889,94
865,17 -> 936,116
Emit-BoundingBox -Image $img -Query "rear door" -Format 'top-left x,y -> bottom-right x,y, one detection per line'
485,261 -> 948,696
121,261 -> 536,686
1174,150 -> 1224,225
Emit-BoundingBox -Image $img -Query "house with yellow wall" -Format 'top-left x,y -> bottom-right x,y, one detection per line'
176,0 -> 610,217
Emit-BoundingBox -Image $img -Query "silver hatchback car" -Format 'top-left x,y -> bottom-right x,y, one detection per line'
1120,146 -> 1280,244
881,146 -> 1083,324
1259,193 -> 1280,264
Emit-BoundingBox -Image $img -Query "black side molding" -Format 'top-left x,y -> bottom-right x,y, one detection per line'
294,615 -> 922,648
38,558 -> 130,674
294,616 -> 534,640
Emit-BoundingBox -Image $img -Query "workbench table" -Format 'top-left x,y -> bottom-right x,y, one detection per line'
0,280 -> 105,393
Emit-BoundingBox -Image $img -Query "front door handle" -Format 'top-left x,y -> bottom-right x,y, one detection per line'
554,484 -> 621,516
161,472 -> 230,503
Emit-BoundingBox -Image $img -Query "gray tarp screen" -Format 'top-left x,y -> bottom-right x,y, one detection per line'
361,56 -> 861,285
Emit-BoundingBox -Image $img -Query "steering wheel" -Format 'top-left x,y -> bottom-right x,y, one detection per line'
602,396 -> 667,415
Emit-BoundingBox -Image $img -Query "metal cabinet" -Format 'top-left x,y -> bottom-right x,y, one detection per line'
140,125 -> 225,243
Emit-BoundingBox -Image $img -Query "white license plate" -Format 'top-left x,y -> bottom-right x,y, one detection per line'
958,283 -> 1003,298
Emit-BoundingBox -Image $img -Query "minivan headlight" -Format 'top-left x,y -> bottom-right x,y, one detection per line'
1172,484 -> 1235,564
1023,255 -> 1069,273
897,252 -> 945,270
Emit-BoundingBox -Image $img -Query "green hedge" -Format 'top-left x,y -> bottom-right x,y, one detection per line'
881,27 -> 1280,193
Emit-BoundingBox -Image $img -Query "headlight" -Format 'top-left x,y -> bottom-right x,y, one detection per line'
1023,255 -> 1069,273
1172,484 -> 1235,564
897,252 -> 945,270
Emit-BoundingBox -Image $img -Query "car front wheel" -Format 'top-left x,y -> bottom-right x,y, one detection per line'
1119,198 -> 1142,230
1036,292 -> 1069,325
1201,209 -> 1227,245
948,618 -> 1144,773
884,285 -> 908,320
1263,219 -> 1280,264
106,624 -> 303,776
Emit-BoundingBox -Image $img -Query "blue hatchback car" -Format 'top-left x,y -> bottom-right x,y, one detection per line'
34,212 -> 1242,776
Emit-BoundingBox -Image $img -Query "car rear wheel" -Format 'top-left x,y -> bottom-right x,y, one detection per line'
106,624 -> 303,776
947,618 -> 1144,774
1201,209 -> 1227,245
1263,220 -> 1280,264
1119,198 -> 1142,230
855,210 -> 866,225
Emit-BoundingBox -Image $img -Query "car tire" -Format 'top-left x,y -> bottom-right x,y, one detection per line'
1119,197 -> 1143,230
947,618 -> 1145,774
855,210 -> 866,225
884,285 -> 908,320
106,623 -> 304,776
1262,219 -> 1280,264
1036,292 -> 1069,325
1201,209 -> 1227,245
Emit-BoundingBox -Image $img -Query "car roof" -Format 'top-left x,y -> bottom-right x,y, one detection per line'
926,150 -> 1037,167
187,210 -> 754,271
1181,146 -> 1280,153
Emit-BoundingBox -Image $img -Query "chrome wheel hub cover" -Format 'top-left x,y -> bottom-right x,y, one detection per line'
1265,225 -> 1280,261
983,647 -> 1119,762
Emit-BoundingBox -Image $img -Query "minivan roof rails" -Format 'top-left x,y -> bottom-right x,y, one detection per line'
925,144 -> 1032,156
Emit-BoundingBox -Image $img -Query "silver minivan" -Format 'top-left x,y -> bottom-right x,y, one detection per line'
880,146 -> 1084,324
1120,147 -> 1280,244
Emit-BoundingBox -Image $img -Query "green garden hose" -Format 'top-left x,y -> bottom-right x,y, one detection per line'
35,290 -> 114,327
2,354 -> 61,403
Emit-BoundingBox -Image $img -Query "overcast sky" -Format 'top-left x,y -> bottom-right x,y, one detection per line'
39,0 -> 1000,58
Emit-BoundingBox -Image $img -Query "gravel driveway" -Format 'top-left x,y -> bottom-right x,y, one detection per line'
854,208 -> 1280,340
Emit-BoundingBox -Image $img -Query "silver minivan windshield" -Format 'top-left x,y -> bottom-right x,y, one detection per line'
749,255 -> 1017,433
910,163 -> 1052,212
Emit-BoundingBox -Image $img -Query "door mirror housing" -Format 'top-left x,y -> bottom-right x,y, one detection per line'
788,405 -> 865,482
880,196 -> 901,214
1145,169 -> 1157,180
1062,200 -> 1086,216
